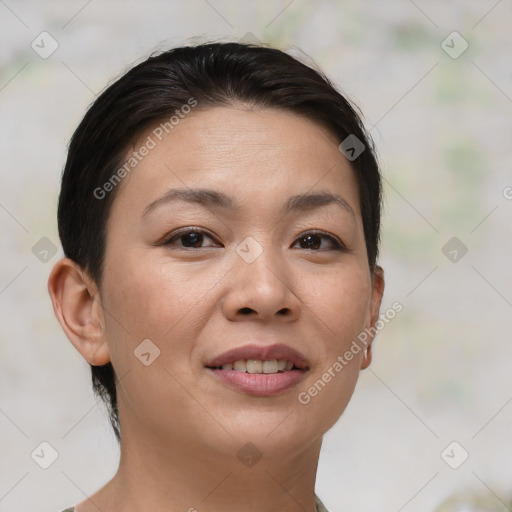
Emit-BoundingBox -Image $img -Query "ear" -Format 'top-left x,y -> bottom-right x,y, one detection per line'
47,258 -> 111,366
360,265 -> 385,370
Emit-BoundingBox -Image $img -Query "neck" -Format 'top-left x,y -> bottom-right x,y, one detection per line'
83,419 -> 323,512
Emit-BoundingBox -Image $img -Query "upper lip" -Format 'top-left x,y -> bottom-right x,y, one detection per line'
205,343 -> 310,370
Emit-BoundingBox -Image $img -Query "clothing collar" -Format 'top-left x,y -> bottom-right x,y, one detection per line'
315,493 -> 330,512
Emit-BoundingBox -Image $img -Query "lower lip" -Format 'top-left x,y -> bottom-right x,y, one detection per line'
206,368 -> 307,396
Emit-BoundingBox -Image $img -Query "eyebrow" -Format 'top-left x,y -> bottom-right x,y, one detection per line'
141,188 -> 356,219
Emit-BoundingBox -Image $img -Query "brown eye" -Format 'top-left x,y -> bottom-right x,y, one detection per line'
163,229 -> 219,249
293,231 -> 345,251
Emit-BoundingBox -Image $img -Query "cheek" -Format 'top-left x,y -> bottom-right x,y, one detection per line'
297,360 -> 362,435
100,251 -> 225,363
294,266 -> 371,428
304,263 -> 372,346
105,251 -> 190,320
99,253 -> 220,420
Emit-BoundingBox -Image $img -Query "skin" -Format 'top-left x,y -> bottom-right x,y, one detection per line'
48,105 -> 384,512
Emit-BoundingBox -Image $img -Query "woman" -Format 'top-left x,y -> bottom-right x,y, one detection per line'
48,41 -> 385,512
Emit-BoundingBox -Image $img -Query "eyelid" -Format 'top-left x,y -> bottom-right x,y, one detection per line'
160,227 -> 347,251
292,229 -> 347,250
160,227 -> 220,247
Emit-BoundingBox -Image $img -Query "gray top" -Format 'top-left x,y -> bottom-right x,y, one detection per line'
60,494 -> 329,511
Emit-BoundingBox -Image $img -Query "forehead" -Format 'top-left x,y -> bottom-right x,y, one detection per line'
108,106 -> 360,223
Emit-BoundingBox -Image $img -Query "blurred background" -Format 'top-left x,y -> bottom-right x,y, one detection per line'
1,1 -> 511,511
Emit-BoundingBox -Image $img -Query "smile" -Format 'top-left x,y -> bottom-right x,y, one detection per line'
204,343 -> 310,396
206,367 -> 308,396
209,359 -> 297,374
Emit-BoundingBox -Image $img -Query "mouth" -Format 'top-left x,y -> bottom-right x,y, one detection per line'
204,343 -> 310,396
207,359 -> 304,373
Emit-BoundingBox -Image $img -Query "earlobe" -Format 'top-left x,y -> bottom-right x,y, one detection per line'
360,345 -> 372,370
47,258 -> 111,366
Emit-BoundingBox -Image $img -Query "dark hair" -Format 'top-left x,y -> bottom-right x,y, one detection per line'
57,41 -> 382,444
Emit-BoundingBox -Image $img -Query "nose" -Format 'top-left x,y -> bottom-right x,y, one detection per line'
222,241 -> 301,323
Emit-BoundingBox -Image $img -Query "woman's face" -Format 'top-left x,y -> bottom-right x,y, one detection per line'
95,106 -> 383,462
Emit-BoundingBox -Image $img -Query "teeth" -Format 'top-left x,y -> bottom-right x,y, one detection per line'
222,359 -> 295,374
233,360 -> 246,372
262,360 -> 278,373
246,359 -> 262,373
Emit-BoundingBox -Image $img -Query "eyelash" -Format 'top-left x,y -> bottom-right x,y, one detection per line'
161,228 -> 347,251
